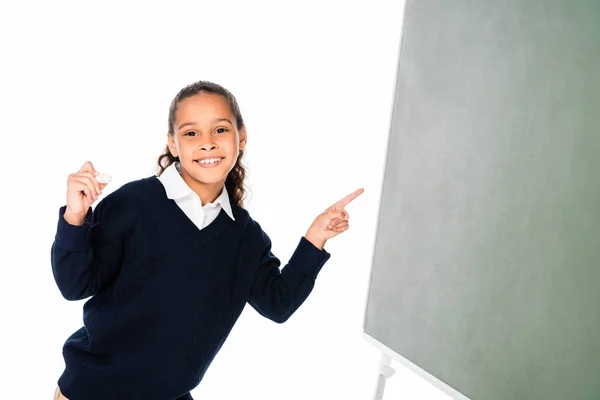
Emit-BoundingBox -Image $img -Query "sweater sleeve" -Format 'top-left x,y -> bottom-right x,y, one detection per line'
51,194 -> 136,301
248,228 -> 331,323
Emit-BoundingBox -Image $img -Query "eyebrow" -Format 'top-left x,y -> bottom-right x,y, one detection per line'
177,118 -> 233,131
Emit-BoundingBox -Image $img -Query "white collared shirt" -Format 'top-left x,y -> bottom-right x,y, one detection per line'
157,162 -> 235,230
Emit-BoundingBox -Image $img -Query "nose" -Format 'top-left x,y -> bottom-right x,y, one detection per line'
199,142 -> 217,151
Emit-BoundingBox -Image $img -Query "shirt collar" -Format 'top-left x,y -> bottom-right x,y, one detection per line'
158,162 -> 235,221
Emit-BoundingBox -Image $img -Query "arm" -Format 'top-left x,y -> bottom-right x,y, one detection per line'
248,187 -> 364,323
51,195 -> 134,301
248,229 -> 331,324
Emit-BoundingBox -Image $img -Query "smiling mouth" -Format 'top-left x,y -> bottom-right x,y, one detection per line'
194,157 -> 224,167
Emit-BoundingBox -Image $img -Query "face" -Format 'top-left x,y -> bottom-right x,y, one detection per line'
168,93 -> 247,191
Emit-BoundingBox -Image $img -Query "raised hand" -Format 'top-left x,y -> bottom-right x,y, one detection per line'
64,161 -> 108,226
305,188 -> 365,249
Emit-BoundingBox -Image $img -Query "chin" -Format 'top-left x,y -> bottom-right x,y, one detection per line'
192,174 -> 228,185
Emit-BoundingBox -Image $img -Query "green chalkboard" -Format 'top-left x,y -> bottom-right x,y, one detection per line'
364,1 -> 600,399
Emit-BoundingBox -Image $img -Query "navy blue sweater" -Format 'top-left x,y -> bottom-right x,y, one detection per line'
51,176 -> 331,400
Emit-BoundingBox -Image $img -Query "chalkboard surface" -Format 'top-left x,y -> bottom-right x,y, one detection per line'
363,1 -> 600,399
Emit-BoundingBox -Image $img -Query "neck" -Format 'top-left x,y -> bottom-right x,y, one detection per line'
194,182 -> 225,206
181,173 -> 225,206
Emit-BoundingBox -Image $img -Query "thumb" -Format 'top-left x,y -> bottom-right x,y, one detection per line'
80,160 -> 99,176
329,209 -> 349,220
327,209 -> 346,223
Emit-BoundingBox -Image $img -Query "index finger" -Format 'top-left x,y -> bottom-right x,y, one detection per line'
335,188 -> 364,209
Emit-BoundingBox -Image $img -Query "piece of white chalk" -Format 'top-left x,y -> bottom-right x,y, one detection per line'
96,173 -> 112,184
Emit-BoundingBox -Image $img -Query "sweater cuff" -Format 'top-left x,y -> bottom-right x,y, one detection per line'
54,206 -> 93,252
291,236 -> 331,279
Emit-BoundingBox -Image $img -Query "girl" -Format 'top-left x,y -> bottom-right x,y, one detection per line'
51,81 -> 363,400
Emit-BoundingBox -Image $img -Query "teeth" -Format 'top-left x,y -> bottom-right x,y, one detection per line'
199,158 -> 221,164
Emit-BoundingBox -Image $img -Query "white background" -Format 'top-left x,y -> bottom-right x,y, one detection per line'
0,1 -> 451,399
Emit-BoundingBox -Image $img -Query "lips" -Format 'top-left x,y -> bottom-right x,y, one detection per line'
193,157 -> 224,168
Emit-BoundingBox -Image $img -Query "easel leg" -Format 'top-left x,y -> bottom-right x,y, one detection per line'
373,352 -> 396,400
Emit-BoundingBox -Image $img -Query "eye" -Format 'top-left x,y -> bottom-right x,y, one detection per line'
184,131 -> 197,136
215,128 -> 228,134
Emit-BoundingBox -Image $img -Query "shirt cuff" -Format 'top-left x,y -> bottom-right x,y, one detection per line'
54,206 -> 93,252
290,236 -> 331,279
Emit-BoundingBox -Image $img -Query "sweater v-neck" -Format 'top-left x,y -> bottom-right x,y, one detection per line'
147,176 -> 234,247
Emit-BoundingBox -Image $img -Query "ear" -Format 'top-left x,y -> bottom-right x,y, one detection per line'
167,134 -> 178,157
239,126 -> 247,151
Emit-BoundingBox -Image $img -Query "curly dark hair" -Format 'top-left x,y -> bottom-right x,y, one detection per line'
156,81 -> 247,207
